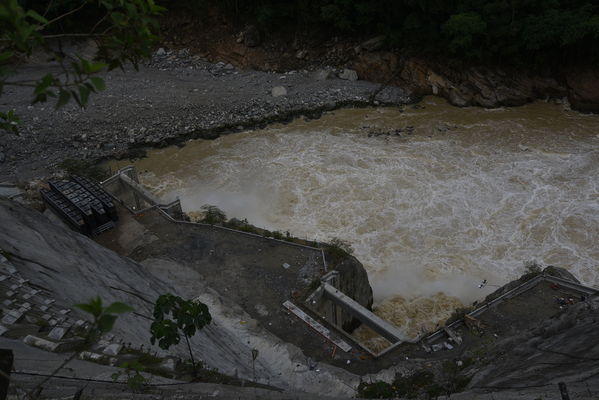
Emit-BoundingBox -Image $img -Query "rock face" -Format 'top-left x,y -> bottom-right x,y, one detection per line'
566,68 -> 599,112
353,53 -> 576,109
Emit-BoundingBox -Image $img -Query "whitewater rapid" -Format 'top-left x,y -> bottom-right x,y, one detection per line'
109,97 -> 599,340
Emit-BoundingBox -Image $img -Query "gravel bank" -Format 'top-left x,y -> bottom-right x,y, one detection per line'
0,50 -> 413,182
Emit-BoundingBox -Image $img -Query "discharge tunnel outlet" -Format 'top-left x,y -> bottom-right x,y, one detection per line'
305,272 -> 420,358
322,283 -> 411,343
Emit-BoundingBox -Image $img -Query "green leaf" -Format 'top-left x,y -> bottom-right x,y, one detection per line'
74,303 -> 95,315
104,302 -> 133,314
78,84 -> 90,107
90,77 -> 106,91
0,51 -> 13,64
88,62 -> 107,74
76,296 -> 103,317
25,9 -> 48,24
56,89 -> 70,109
98,314 -> 117,332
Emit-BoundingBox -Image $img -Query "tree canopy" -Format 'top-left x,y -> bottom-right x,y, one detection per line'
180,0 -> 599,65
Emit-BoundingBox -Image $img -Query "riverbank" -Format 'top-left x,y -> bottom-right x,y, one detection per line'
0,50 -> 412,183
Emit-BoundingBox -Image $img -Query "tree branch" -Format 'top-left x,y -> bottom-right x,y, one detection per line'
39,1 -> 89,30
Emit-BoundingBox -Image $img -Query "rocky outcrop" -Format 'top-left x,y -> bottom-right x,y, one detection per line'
565,68 -> 599,113
353,53 -> 572,109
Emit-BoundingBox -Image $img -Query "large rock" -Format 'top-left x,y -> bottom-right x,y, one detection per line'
313,68 -> 335,81
338,69 -> 358,81
360,35 -> 386,52
271,86 -> 287,97
566,68 -> 599,113
544,265 -> 580,283
353,52 -> 568,108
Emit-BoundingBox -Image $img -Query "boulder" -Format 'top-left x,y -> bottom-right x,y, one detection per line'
296,49 -> 308,59
313,69 -> 334,81
360,35 -> 386,52
339,69 -> 358,81
543,266 -> 580,283
566,68 -> 599,113
102,343 -> 123,356
271,86 -> 287,97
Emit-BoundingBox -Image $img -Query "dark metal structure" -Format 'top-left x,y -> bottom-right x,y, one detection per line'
40,176 -> 118,236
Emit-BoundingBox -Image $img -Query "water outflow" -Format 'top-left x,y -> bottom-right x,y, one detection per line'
110,97 -> 599,338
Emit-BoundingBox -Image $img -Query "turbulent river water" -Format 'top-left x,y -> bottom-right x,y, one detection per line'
109,97 -> 599,343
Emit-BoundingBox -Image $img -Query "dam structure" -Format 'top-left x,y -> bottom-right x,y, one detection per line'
99,166 -> 599,361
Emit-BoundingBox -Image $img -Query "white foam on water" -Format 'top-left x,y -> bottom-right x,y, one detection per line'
110,98 -> 599,335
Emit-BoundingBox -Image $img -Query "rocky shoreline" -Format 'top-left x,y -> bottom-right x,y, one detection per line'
0,50 -> 412,183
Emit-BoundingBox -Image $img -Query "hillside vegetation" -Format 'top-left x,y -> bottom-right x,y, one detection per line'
173,0 -> 598,65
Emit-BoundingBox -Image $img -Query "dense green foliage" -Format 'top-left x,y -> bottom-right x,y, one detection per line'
177,0 -> 599,64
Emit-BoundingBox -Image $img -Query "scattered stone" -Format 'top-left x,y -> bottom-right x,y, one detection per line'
24,335 -> 60,352
339,69 -> 358,81
432,344 -> 443,352
156,48 -> 166,56
5,291 -> 14,298
2,300 -> 12,307
102,343 -> 123,356
282,263 -> 291,269
1,310 -> 22,325
0,325 -> 7,336
255,303 -> 269,317
5,264 -> 16,274
48,327 -> 68,341
296,50 -> 308,60
518,144 -> 530,152
160,358 -> 178,372
224,63 -> 235,71
40,305 -> 48,312
59,309 -> 71,315
271,86 -> 288,97
79,351 -> 112,364
314,69 -> 334,81
361,35 -> 386,52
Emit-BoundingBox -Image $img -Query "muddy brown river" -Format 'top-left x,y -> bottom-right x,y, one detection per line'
109,96 -> 599,342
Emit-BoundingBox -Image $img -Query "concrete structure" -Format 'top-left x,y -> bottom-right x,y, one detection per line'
101,166 -> 183,219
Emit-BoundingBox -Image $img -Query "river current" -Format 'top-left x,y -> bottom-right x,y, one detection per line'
109,97 -> 599,345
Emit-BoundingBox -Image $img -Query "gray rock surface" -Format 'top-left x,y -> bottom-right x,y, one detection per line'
271,86 -> 288,97
0,198 -> 362,396
338,69 -> 358,81
0,54 -> 411,182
